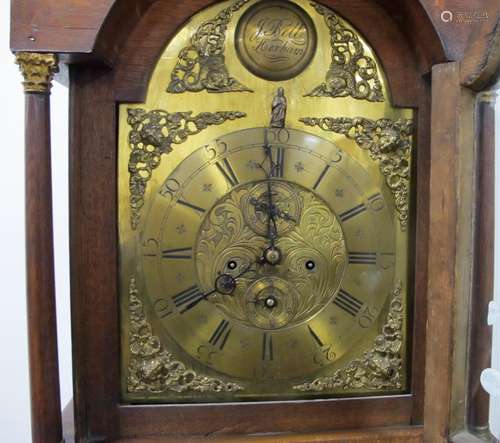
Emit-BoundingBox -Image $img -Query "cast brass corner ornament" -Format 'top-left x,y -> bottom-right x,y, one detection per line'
305,2 -> 384,102
300,116 -> 412,230
293,281 -> 403,392
127,108 -> 246,229
167,0 -> 253,94
127,278 -> 244,394
15,52 -> 59,94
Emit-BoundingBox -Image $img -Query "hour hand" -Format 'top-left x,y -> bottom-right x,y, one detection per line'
275,208 -> 296,223
249,196 -> 268,213
249,198 -> 296,224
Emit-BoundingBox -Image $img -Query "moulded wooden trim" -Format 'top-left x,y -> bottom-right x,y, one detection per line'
118,395 -> 413,438
111,426 -> 424,442
461,18 -> 500,91
10,0 -> 446,69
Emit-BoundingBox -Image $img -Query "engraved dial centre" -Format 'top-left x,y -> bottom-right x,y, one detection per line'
195,179 -> 347,330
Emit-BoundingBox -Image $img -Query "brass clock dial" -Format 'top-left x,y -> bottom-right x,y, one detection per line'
119,0 -> 412,403
140,127 -> 395,383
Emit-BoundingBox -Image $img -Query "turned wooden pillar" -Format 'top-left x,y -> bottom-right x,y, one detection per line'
16,52 -> 62,443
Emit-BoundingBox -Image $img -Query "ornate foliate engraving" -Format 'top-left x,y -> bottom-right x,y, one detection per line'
127,278 -> 244,394
305,2 -> 384,102
127,108 -> 246,229
293,282 -> 404,392
167,0 -> 252,94
195,182 -> 346,330
300,116 -> 412,229
15,52 -> 59,93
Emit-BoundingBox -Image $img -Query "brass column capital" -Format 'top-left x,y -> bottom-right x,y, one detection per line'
478,90 -> 498,104
15,52 -> 59,94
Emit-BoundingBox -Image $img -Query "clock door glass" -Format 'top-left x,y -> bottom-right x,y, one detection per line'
119,0 -> 413,403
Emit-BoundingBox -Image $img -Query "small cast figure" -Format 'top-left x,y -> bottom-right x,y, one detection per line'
270,87 -> 287,128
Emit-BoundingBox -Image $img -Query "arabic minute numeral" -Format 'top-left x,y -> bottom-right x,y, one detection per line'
268,128 -> 290,144
159,178 -> 181,202
367,192 -> 385,211
358,305 -> 378,328
153,298 -> 174,318
205,140 -> 228,159
379,252 -> 396,269
313,345 -> 336,366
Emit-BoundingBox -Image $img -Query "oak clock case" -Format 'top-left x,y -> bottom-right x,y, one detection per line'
119,0 -> 413,404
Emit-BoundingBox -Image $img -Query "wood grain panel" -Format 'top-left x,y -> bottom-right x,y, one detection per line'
10,0 -> 114,53
118,396 -> 413,437
69,64 -> 120,441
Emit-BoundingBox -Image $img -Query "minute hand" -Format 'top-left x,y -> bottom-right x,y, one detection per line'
263,136 -> 278,246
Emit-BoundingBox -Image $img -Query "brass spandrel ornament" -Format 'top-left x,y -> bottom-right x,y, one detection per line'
119,0 -> 412,404
167,0 -> 252,94
305,1 -> 384,102
293,282 -> 404,392
127,108 -> 246,229
300,116 -> 412,230
127,278 -> 244,394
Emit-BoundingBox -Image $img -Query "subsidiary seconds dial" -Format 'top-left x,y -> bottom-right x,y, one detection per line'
140,127 -> 396,381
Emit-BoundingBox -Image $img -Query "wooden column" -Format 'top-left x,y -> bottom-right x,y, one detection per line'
16,52 -> 63,443
425,62 -> 461,443
467,91 -> 497,437
424,61 -> 478,442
